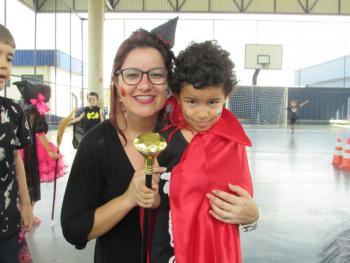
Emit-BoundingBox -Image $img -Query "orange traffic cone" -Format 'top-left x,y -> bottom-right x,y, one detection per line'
340,138 -> 350,170
332,137 -> 343,167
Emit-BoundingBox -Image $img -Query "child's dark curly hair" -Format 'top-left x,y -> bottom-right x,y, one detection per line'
172,41 -> 237,96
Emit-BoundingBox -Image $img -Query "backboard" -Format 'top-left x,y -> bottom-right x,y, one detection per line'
245,44 -> 283,70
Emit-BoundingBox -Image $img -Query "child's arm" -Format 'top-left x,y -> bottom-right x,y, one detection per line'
99,108 -> 104,122
69,112 -> 85,125
14,150 -> 33,232
37,134 -> 59,159
299,99 -> 310,107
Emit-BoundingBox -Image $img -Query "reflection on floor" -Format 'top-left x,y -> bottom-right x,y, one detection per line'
27,125 -> 350,263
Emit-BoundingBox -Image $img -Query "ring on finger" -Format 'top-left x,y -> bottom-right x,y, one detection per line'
222,212 -> 230,220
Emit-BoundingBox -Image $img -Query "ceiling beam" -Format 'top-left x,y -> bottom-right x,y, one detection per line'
178,0 -> 187,11
243,0 -> 254,12
165,0 -> 176,11
233,0 -> 243,12
308,0 -> 319,13
15,0 -> 350,15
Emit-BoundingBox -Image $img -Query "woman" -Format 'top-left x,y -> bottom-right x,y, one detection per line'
61,28 -> 174,263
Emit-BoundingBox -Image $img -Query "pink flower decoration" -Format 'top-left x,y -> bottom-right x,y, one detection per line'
30,93 -> 49,115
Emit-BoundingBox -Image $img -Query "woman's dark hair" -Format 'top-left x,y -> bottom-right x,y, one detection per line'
110,29 -> 175,142
172,41 -> 237,96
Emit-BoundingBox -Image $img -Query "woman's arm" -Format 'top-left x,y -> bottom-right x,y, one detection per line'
88,167 -> 162,240
61,136 -> 163,247
207,144 -> 259,226
14,150 -> 33,232
206,184 -> 259,225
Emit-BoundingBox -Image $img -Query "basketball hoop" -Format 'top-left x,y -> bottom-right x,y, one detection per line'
258,63 -> 269,69
244,44 -> 282,70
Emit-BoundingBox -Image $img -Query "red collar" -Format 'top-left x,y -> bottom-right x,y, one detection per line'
203,108 -> 251,146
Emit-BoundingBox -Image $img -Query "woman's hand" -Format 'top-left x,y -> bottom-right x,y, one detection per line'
125,166 -> 166,208
20,203 -> 33,232
206,184 -> 259,225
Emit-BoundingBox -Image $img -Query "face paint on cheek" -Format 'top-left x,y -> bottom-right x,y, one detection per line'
120,86 -> 127,97
216,108 -> 222,117
183,106 -> 190,120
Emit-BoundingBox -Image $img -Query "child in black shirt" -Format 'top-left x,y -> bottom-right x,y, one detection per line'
0,24 -> 33,263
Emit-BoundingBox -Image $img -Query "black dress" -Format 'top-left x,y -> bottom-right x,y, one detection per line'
22,113 -> 47,202
61,120 -> 142,263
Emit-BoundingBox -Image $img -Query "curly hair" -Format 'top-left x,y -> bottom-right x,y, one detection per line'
172,41 -> 237,96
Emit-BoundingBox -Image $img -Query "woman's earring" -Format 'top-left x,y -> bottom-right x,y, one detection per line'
118,98 -> 126,113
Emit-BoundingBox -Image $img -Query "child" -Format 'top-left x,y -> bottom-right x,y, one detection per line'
70,92 -> 104,149
0,24 -> 33,262
14,80 -> 66,224
151,41 -> 257,263
287,99 -> 310,134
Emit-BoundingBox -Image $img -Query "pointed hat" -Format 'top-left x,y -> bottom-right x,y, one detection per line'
151,16 -> 179,48
13,80 -> 51,103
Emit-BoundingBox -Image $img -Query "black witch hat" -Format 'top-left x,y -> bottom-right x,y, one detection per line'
151,17 -> 179,48
13,80 -> 51,115
13,80 -> 51,104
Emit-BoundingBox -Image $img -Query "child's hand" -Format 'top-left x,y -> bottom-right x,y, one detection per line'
48,150 -> 59,160
20,203 -> 33,232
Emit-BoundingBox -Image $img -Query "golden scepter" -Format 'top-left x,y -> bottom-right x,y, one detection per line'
133,132 -> 167,263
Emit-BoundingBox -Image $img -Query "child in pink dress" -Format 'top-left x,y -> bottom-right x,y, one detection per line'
14,80 -> 66,224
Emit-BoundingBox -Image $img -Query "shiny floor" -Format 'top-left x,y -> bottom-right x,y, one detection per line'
27,124 -> 350,263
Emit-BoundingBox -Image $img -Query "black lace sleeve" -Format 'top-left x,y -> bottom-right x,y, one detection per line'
35,115 -> 48,133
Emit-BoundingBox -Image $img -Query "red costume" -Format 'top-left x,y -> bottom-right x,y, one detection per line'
170,107 -> 252,263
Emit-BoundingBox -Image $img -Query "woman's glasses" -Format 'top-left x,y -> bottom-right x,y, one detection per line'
115,68 -> 168,85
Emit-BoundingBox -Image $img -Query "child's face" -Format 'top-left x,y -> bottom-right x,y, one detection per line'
290,100 -> 297,107
178,83 -> 226,132
87,95 -> 98,106
0,42 -> 14,91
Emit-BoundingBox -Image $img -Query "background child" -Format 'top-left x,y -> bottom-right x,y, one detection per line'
0,24 -> 33,262
152,41 -> 258,263
14,80 -> 66,225
70,92 -> 104,149
287,98 -> 310,134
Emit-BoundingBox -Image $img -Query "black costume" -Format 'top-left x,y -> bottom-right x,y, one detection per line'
72,106 -> 101,150
287,106 -> 298,124
61,120 -> 142,263
82,106 -> 101,132
21,112 -> 47,202
151,127 -> 187,263
0,97 -> 32,262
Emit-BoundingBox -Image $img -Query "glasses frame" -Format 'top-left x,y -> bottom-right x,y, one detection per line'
115,67 -> 168,86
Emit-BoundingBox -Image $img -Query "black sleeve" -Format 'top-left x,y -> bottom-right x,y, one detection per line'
61,132 -> 106,249
34,116 -> 48,133
14,104 -> 32,149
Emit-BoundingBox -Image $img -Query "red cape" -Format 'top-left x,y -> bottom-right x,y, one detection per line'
170,108 -> 252,263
